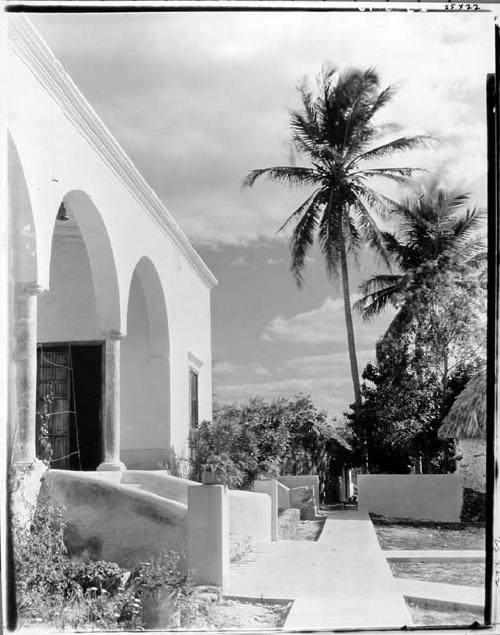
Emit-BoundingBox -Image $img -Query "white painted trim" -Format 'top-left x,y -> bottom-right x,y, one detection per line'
187,351 -> 204,370
8,15 -> 218,291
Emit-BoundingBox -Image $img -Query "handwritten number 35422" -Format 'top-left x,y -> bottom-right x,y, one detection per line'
445,3 -> 480,9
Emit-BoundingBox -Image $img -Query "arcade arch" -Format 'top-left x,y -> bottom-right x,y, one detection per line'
121,257 -> 171,469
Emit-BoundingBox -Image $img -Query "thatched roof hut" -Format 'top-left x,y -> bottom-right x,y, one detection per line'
438,370 -> 486,440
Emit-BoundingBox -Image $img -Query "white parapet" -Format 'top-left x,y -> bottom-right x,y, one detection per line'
253,479 -> 278,541
187,484 -> 230,589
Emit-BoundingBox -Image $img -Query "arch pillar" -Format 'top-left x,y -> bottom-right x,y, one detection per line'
11,282 -> 46,465
97,329 -> 127,471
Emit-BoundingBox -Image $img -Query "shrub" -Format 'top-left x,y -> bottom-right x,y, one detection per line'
190,395 -> 349,495
13,489 -> 141,630
202,452 -> 245,487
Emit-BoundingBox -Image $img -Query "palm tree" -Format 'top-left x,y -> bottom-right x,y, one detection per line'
354,184 -> 486,322
354,183 -> 486,410
244,66 -> 430,470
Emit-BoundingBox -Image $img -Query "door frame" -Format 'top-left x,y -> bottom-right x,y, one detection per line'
36,340 -> 105,470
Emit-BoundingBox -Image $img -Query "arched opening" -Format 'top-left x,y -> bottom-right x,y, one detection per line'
120,257 -> 171,469
36,190 -> 121,470
8,133 -> 37,284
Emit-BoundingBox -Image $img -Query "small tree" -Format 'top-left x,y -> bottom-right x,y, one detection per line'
190,395 -> 349,496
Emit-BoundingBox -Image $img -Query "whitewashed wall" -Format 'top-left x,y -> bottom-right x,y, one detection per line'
8,16 -> 216,469
358,474 -> 463,522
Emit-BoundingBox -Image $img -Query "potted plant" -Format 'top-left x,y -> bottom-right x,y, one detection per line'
131,553 -> 186,629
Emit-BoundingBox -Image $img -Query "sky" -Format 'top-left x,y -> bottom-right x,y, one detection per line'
30,8 -> 494,421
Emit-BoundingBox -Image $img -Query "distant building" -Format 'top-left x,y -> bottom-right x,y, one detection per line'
439,369 -> 486,520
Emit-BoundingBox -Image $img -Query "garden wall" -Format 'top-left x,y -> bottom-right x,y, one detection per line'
277,475 -> 320,508
357,474 -> 462,522
121,470 -> 200,504
277,480 -> 290,510
228,489 -> 271,542
44,470 -> 188,568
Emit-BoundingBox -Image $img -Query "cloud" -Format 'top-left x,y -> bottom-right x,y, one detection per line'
214,374 -> 353,419
262,297 -> 345,344
212,360 -> 241,376
229,254 -> 285,268
212,359 -> 271,378
213,347 -> 382,418
252,365 -> 271,377
32,11 -> 493,246
262,295 -> 395,348
279,349 -> 375,378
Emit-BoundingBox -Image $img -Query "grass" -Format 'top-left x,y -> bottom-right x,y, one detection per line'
372,515 -> 485,550
390,561 -> 484,587
372,517 -> 485,627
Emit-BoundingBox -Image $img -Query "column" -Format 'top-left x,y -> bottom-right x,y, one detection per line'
97,330 -> 126,471
11,282 -> 45,465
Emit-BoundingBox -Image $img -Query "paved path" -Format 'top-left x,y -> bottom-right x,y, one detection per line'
227,509 -> 412,629
384,550 -> 485,562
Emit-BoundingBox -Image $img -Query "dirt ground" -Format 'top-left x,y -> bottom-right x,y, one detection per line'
281,518 -> 325,541
188,597 -> 291,629
407,601 -> 483,627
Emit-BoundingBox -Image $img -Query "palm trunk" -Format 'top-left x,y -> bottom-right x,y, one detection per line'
441,346 -> 449,415
339,224 -> 368,472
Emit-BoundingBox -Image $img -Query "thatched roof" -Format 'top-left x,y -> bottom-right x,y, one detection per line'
438,370 -> 486,440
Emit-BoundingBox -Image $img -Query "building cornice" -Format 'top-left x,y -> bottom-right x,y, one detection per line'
9,15 -> 218,290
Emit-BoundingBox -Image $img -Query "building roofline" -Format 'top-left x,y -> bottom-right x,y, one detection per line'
9,14 -> 218,290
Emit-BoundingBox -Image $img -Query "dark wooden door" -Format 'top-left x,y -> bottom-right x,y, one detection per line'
36,346 -> 73,469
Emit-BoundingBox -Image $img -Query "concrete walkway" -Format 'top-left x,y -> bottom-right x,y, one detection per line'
227,509 -> 412,629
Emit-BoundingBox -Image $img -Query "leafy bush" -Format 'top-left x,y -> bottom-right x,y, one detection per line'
13,490 -> 142,629
12,488 -> 189,630
201,451 -> 245,487
190,395 -> 349,495
130,551 -> 187,597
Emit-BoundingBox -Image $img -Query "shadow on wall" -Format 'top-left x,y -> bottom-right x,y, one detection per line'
44,470 -> 187,569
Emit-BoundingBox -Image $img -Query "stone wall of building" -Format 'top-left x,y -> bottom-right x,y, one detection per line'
456,438 -> 486,493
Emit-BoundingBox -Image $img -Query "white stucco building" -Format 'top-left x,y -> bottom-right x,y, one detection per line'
6,16 -> 217,475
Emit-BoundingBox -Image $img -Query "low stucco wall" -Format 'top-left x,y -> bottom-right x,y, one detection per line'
357,474 -> 462,522
229,489 -> 271,543
45,470 -> 187,568
277,475 -> 320,508
277,480 -> 290,511
121,470 -> 200,505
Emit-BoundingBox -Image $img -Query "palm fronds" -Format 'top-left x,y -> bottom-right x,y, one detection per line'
348,136 -> 434,169
354,274 -> 404,320
288,200 -> 321,286
243,166 -> 320,189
